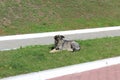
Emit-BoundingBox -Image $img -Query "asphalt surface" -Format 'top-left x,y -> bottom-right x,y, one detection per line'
0,29 -> 120,51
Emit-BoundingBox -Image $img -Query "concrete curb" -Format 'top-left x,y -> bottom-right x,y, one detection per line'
0,26 -> 120,41
0,26 -> 120,51
1,56 -> 120,80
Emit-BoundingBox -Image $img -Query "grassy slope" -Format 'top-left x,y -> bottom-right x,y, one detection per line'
0,36 -> 120,78
0,0 -> 120,35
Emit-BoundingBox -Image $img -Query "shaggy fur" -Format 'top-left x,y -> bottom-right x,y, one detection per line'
50,35 -> 80,53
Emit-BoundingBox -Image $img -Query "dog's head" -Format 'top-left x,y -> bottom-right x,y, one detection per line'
54,35 -> 65,41
54,35 -> 65,49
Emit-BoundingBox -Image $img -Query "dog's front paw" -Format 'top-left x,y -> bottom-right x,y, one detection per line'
50,49 -> 56,53
49,49 -> 59,53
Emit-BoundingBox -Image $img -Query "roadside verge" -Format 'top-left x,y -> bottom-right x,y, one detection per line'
1,56 -> 120,80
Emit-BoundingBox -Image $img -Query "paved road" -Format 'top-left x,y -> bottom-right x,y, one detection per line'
48,64 -> 120,80
0,29 -> 120,51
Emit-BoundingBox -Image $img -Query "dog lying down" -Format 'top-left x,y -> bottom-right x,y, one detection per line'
50,35 -> 80,53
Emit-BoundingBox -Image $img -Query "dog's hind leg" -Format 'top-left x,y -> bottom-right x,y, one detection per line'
71,41 -> 80,52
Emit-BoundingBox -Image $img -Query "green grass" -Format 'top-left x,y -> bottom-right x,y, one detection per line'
0,0 -> 120,35
0,36 -> 120,78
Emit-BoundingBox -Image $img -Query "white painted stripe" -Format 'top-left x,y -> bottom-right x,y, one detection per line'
0,26 -> 120,41
1,56 -> 120,80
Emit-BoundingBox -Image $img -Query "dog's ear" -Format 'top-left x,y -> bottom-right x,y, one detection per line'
54,35 -> 58,40
61,35 -> 65,39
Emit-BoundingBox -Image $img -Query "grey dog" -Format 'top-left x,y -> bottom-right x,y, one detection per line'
50,35 -> 80,53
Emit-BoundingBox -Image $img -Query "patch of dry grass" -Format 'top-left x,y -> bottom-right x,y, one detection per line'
0,0 -> 120,35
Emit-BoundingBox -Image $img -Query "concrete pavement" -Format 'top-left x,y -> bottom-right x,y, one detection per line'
0,26 -> 120,51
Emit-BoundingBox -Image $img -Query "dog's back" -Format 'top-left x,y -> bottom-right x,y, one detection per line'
62,40 -> 80,51
62,40 -> 72,51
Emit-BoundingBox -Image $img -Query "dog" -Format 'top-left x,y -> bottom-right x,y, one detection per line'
50,35 -> 80,53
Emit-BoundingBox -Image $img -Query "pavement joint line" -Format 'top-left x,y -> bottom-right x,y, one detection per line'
0,26 -> 120,41
1,56 -> 120,80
